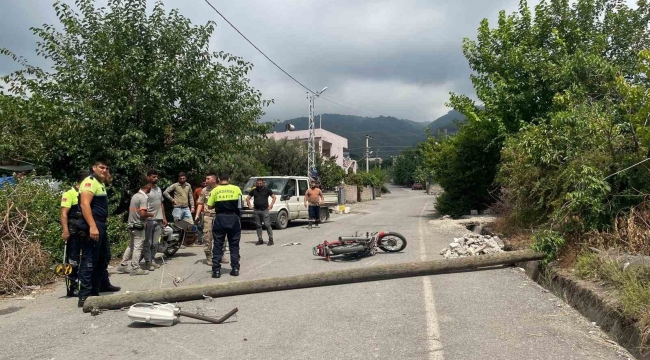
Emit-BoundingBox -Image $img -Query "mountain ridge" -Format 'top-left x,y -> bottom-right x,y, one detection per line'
271,111 -> 465,158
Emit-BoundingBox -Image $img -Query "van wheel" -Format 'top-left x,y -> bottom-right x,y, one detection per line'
319,207 -> 329,223
274,210 -> 288,230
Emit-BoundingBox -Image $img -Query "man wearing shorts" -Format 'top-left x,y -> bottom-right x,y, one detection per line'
304,180 -> 324,229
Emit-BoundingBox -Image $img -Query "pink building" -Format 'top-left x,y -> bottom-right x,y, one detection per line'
266,128 -> 358,174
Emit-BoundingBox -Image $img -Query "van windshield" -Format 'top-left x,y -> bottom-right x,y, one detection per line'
243,178 -> 288,195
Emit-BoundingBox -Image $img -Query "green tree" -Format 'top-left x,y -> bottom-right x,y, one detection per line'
618,50 -> 650,148
1,0 -> 272,198
455,0 -> 650,134
258,138 -> 307,177
212,152 -> 268,188
315,154 -> 345,190
429,0 -> 650,218
391,147 -> 423,186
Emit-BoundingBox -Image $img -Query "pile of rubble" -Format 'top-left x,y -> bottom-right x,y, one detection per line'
439,233 -> 504,259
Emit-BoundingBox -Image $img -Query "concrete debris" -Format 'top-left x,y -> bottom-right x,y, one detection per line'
439,233 -> 505,259
441,215 -> 452,220
90,308 -> 103,316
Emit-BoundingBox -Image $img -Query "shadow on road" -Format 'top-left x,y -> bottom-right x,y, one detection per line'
311,251 -> 409,263
167,252 -> 198,258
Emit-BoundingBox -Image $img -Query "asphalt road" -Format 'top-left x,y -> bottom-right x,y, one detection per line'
0,185 -> 634,360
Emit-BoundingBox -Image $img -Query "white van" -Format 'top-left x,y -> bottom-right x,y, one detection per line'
240,176 -> 338,229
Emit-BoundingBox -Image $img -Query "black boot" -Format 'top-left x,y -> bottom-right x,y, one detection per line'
78,297 -> 87,308
212,269 -> 221,278
267,239 -> 274,246
66,278 -> 77,297
100,283 -> 121,292
255,239 -> 264,245
230,266 -> 240,276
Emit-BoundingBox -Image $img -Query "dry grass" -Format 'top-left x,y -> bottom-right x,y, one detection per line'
575,251 -> 650,349
0,201 -> 55,294
589,201 -> 650,256
558,242 -> 583,268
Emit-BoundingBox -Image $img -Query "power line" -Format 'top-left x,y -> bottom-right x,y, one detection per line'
321,95 -> 385,117
201,0 -> 316,94
318,96 -> 376,118
202,0 -> 393,120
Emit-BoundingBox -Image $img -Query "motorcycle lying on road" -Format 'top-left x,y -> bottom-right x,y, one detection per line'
313,230 -> 407,261
158,220 -> 197,258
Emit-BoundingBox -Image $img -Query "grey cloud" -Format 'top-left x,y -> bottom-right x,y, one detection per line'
0,0 -> 574,123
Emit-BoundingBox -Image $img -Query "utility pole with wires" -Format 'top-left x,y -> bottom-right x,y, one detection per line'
365,134 -> 373,173
307,87 -> 328,180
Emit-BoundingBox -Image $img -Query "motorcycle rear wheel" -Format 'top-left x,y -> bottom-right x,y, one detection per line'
378,232 -> 407,252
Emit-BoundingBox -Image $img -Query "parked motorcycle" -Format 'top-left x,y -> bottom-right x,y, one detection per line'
313,230 -> 407,261
158,220 -> 196,257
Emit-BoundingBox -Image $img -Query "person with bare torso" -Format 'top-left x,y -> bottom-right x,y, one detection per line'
304,180 -> 324,228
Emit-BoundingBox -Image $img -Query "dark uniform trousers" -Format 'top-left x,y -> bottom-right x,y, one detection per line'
66,218 -> 81,265
77,220 -> 111,298
211,213 -> 241,271
65,218 -> 81,292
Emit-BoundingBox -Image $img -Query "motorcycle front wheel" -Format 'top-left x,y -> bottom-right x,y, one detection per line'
378,232 -> 407,252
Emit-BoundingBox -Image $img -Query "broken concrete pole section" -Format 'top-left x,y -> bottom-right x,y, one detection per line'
83,250 -> 544,312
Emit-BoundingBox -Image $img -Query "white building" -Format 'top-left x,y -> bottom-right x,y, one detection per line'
266,128 -> 358,174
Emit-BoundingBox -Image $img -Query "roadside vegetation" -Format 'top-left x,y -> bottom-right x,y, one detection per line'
389,0 -> 650,344
575,252 -> 650,346
0,0 -> 348,293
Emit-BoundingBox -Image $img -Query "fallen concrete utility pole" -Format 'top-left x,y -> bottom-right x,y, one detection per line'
83,249 -> 544,313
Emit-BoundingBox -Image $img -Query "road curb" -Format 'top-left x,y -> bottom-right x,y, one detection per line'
517,260 -> 648,359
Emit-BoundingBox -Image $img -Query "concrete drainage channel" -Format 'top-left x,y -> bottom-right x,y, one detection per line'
460,224 -> 648,359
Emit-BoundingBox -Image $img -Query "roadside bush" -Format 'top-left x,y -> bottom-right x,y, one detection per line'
498,103 -> 650,238
531,230 -> 565,265
345,168 -> 387,190
106,194 -> 130,258
344,173 -> 362,186
0,176 -> 59,293
430,119 -> 502,217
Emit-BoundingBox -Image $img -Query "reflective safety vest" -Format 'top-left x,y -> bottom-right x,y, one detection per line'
61,186 -> 81,219
207,184 -> 242,215
79,175 -> 109,224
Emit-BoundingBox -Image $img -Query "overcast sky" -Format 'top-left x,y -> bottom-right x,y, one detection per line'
0,0 -> 632,123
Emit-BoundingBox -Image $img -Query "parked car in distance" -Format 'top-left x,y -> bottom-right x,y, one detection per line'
239,176 -> 338,229
411,182 -> 423,190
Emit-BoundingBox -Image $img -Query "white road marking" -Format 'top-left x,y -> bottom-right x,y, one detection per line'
419,202 -> 444,360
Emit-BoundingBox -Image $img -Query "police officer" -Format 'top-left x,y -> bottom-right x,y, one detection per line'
195,172 -> 229,266
206,171 -> 242,278
60,170 -> 89,297
77,159 -> 118,307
